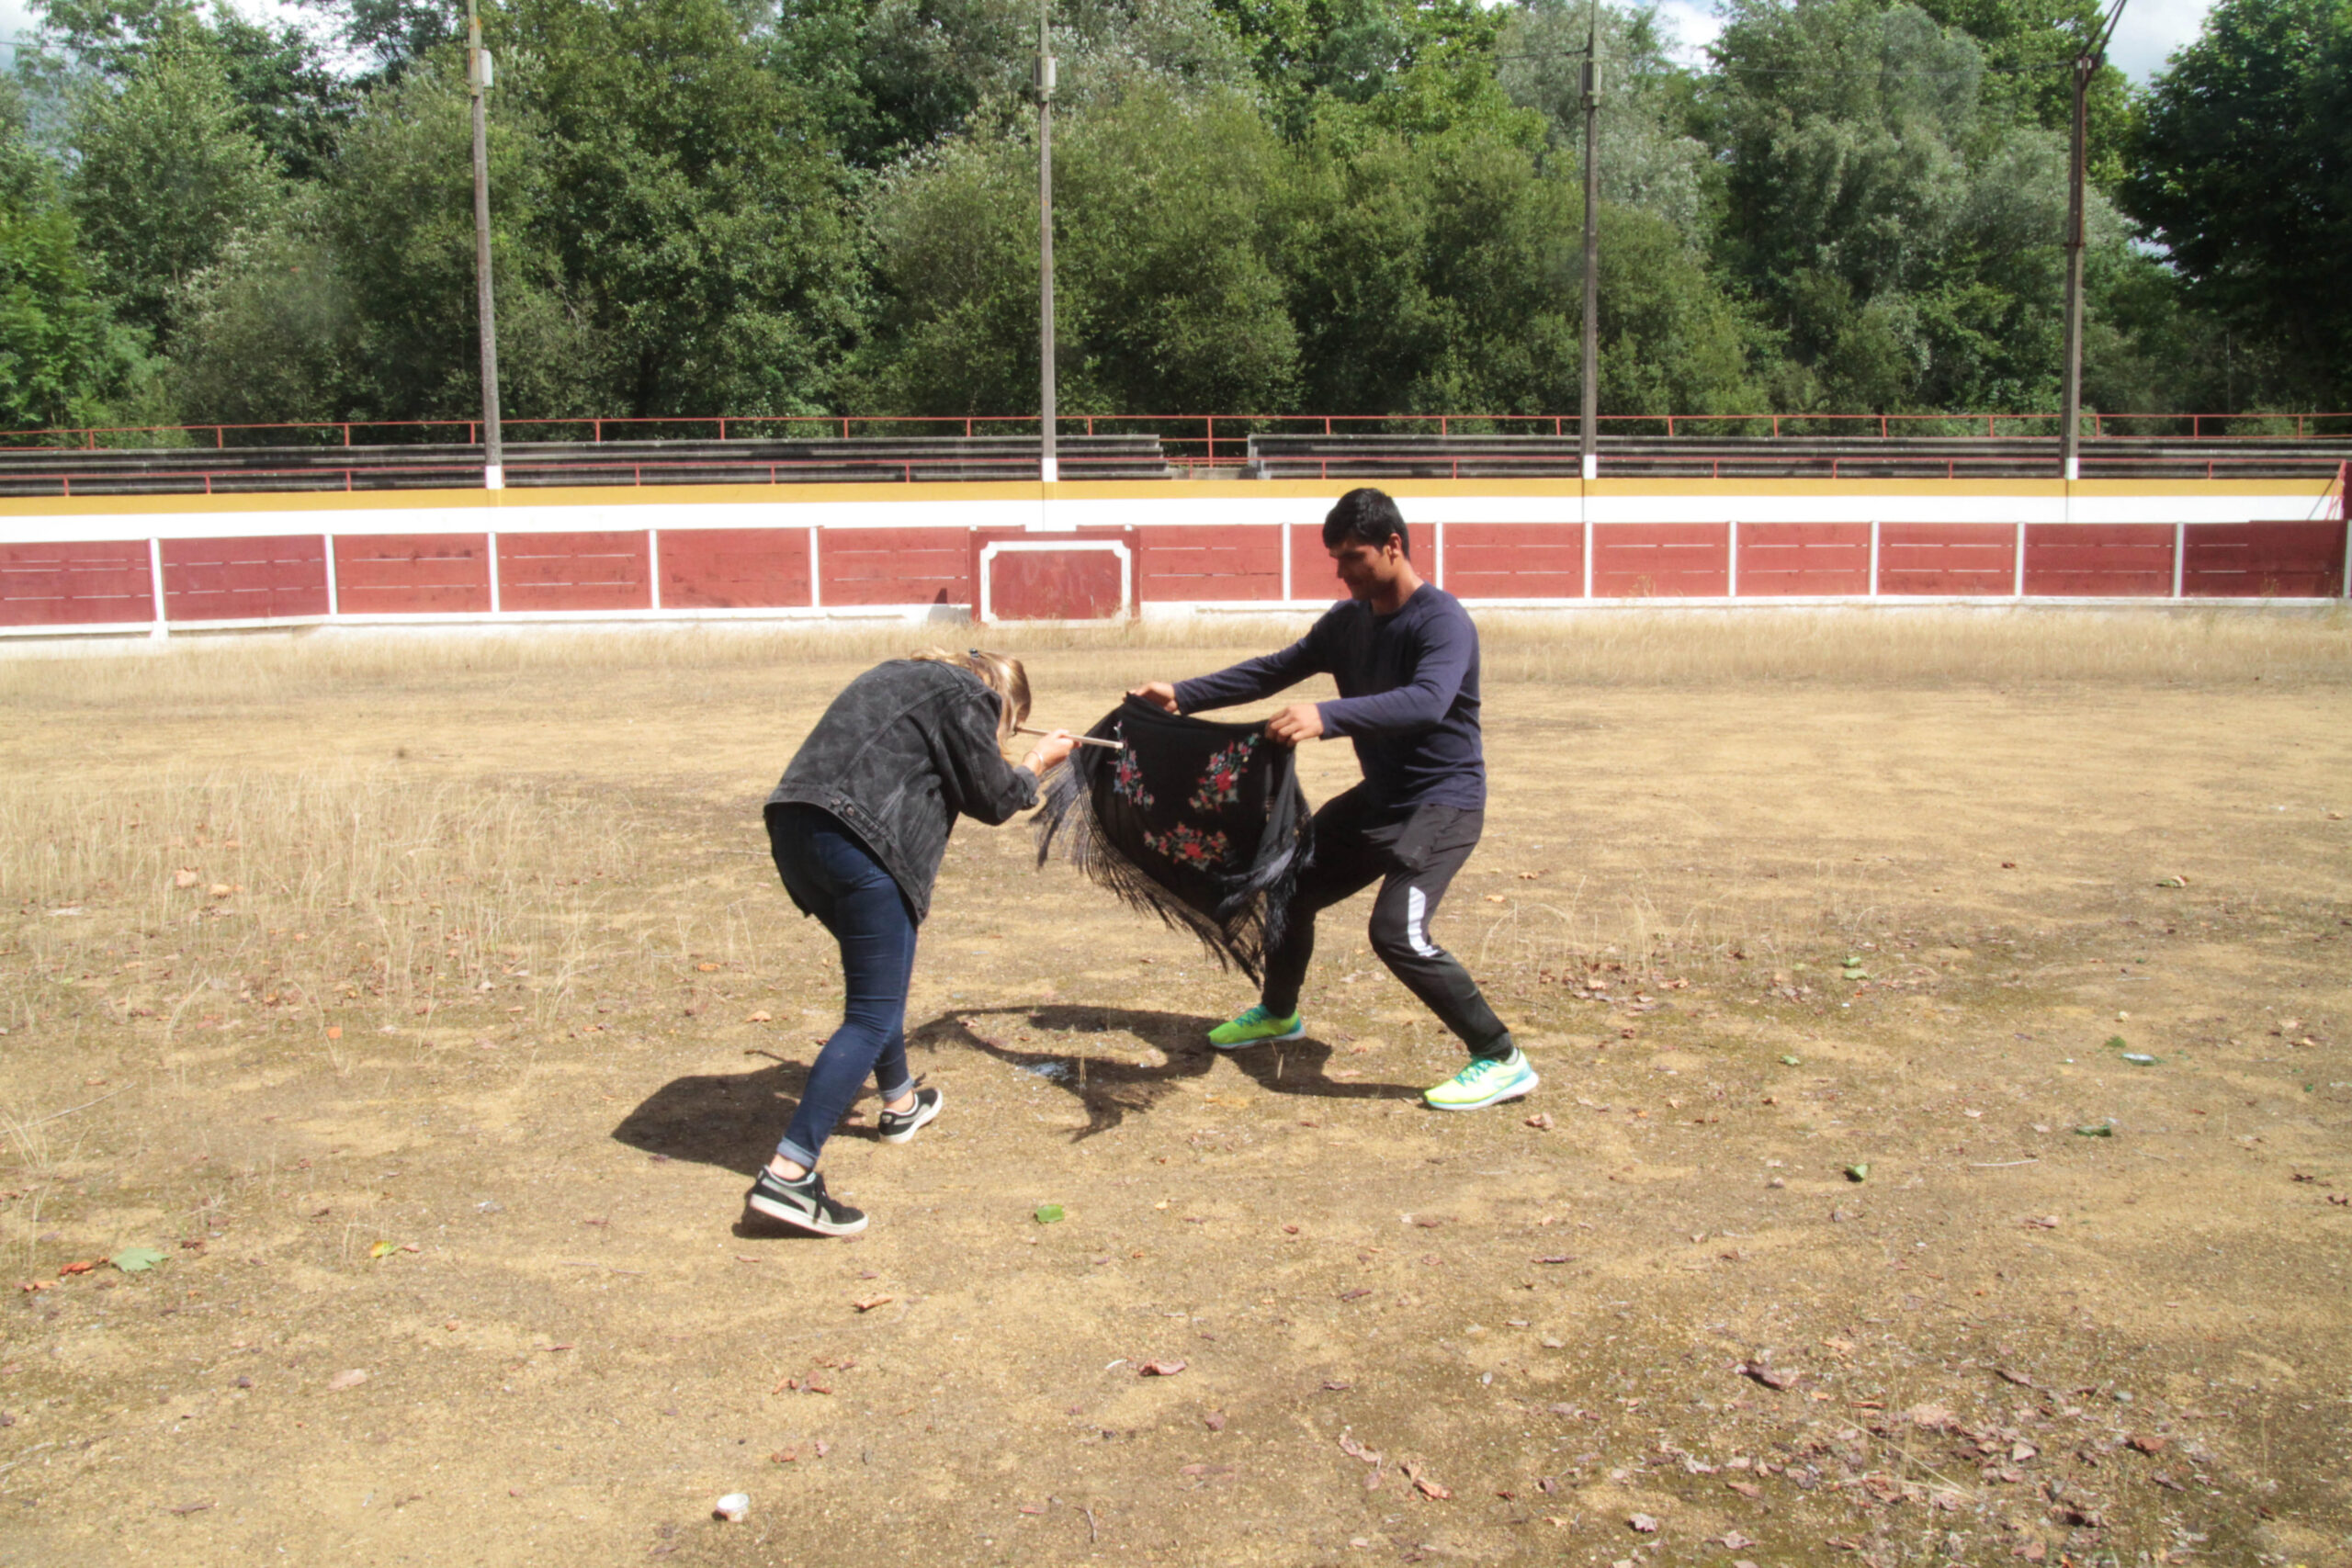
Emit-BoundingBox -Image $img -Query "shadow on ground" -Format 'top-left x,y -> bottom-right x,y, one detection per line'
609,1005 -> 1419,1180
918,1003 -> 1416,1139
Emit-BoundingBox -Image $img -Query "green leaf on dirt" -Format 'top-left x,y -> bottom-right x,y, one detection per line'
108,1247 -> 167,1274
1841,955 -> 1864,969
2105,1035 -> 2129,1050
368,1239 -> 399,1259
2074,1124 -> 2114,1137
1779,1055 -> 1801,1066
1035,1204 -> 1065,1224
1844,1163 -> 1870,1182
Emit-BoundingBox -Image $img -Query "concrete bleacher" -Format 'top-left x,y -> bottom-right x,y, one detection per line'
1239,434 -> 2352,481
0,434 -> 1172,496
2,430 -> 2344,494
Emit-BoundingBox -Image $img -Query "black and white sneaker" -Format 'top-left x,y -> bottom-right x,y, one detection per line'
876,1086 -> 944,1145
744,1168 -> 868,1236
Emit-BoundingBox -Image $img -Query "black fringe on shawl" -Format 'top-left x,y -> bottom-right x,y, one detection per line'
1034,698 -> 1313,986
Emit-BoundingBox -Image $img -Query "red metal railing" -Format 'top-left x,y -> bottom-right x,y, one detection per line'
3,448 -> 2343,496
2,409 -> 2348,460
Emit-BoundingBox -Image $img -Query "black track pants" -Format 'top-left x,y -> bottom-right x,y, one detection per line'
1260,785 -> 1512,1058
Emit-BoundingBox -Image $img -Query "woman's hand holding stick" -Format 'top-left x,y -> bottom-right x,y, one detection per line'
1018,727 -> 1082,774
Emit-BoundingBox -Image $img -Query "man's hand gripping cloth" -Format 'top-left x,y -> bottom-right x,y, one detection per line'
1034,696 -> 1314,983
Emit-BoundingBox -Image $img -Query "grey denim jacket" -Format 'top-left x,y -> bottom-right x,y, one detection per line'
764,660 -> 1039,922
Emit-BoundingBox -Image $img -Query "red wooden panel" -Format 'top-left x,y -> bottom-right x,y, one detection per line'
1878,523 -> 2017,595
0,540 -> 153,626
2023,524 -> 2175,596
1139,525 -> 1281,603
1442,522 -> 1584,598
1591,524 -> 1729,598
986,545 -> 1125,620
1737,523 -> 1871,596
334,533 -> 492,615
1289,521 -> 1346,604
660,527 -> 812,610
497,530 -> 650,612
162,535 -> 328,622
820,526 -> 969,607
2182,521 -> 2346,598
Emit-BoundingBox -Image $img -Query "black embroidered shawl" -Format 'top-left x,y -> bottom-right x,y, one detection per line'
1034,696 -> 1314,982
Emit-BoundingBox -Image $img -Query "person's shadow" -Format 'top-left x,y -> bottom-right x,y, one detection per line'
610,1006 -> 1417,1179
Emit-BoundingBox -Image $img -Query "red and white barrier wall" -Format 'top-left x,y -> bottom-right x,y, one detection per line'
2,477 -> 2345,636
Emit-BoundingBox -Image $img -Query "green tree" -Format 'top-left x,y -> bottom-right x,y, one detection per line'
1704,0 -> 2116,415
0,81 -> 148,432
1276,120 -> 1756,413
858,83 -> 1299,413
771,0 -> 1250,171
68,17 -> 280,345
1498,0 -> 1713,234
34,0 -> 356,179
2123,0 -> 2352,409
505,0 -> 865,417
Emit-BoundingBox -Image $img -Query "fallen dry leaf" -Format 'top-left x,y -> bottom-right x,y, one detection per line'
1204,1411 -> 1227,1432
1726,1480 -> 1761,1499
1401,1461 -> 1450,1500
852,1294 -> 894,1313
1629,1512 -> 1659,1533
1138,1359 -> 1187,1377
747,1010 -> 773,1023
1338,1433 -> 1380,1465
1525,1112 -> 1555,1131
1740,1364 -> 1801,1391
2127,1433 -> 2167,1455
325,1369 -> 368,1392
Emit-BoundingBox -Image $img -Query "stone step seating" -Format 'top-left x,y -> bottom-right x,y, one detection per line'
0,435 -> 1170,496
1240,434 -> 2352,481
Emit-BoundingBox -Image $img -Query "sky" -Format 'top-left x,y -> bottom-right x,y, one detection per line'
1641,0 -> 2210,81
1,0 -> 2218,86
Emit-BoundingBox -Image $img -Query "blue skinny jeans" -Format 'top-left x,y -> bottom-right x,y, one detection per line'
765,805 -> 920,1170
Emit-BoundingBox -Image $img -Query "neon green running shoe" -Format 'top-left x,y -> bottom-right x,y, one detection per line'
1206,1004 -> 1305,1050
1423,1048 -> 1539,1111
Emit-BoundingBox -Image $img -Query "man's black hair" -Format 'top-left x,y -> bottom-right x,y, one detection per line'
1321,487 -> 1408,557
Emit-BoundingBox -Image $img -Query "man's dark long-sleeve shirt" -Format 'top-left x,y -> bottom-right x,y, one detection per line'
1172,584 -> 1485,815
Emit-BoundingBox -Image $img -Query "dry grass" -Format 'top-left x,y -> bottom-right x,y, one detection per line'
1,614 -> 2347,1566
4,605 -> 2346,713
0,769 -> 638,1089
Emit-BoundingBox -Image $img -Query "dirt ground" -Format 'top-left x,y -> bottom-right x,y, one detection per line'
0,613 -> 2347,1568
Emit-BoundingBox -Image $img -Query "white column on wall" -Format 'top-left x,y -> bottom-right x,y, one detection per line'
648,529 -> 662,612
487,533 -> 502,614
1726,520 -> 1739,598
2012,523 -> 2026,598
2172,521 -> 2186,599
1582,519 -> 1594,600
147,537 -> 167,640
808,525 -> 822,609
322,533 -> 339,618
1281,522 -> 1293,603
1869,520 -> 1881,597
1435,519 -> 1446,590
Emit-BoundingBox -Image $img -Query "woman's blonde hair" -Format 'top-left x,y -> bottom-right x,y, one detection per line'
910,647 -> 1031,742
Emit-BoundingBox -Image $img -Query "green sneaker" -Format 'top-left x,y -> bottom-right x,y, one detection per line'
1206,1004 -> 1305,1050
1423,1048 -> 1539,1111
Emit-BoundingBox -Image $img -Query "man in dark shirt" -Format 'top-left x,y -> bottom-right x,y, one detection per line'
1131,488 -> 1534,1111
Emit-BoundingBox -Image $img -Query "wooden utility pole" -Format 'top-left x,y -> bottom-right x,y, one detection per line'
1579,4 -> 1601,482
2060,0 -> 2127,481
1036,0 -> 1057,484
468,0 -> 503,491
